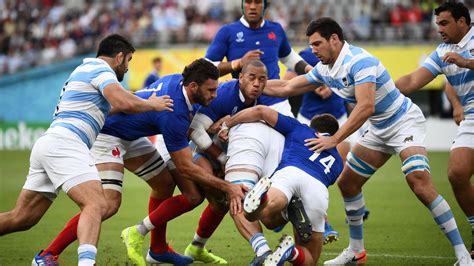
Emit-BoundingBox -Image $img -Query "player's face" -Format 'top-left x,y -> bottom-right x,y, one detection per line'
239,65 -> 267,100
193,79 -> 218,107
435,11 -> 466,44
243,0 -> 264,24
116,52 -> 133,82
308,32 -> 337,65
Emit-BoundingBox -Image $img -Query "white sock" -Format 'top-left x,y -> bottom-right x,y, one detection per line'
78,244 -> 96,266
191,233 -> 208,248
136,216 -> 155,236
249,233 -> 271,256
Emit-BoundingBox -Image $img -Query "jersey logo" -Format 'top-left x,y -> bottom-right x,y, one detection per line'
236,32 -> 245,43
342,77 -> 349,87
267,31 -> 276,41
470,49 -> 474,56
231,106 -> 238,115
112,147 -> 121,157
403,135 -> 414,143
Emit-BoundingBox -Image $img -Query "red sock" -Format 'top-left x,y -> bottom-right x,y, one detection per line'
149,195 -> 194,253
41,213 -> 80,256
289,246 -> 305,266
196,204 -> 226,239
148,197 -> 167,253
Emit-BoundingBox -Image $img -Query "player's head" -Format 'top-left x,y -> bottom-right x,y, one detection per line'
242,0 -> 267,24
152,57 -> 162,72
96,34 -> 135,82
239,59 -> 267,101
182,58 -> 220,107
306,17 -> 344,65
310,113 -> 339,136
435,1 -> 471,44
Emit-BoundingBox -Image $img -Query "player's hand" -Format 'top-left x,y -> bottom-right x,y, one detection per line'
240,50 -> 264,67
442,52 -> 468,68
453,105 -> 464,125
217,122 -> 229,142
314,86 -> 332,99
149,94 -> 174,112
227,183 -> 247,216
304,133 -> 338,153
208,115 -> 230,135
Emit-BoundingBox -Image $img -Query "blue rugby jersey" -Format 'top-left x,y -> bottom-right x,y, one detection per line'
197,79 -> 254,122
205,17 -> 292,106
422,27 -> 474,120
273,113 -> 343,187
292,47 -> 346,120
305,42 -> 412,129
51,58 -> 119,148
101,74 -> 193,153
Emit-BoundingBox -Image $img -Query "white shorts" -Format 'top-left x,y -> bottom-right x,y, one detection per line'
155,134 -> 176,170
358,103 -> 426,155
271,166 -> 328,233
269,100 -> 294,118
297,112 -> 368,146
226,122 -> 285,178
451,119 -> 474,149
92,134 -> 157,165
23,127 -> 100,200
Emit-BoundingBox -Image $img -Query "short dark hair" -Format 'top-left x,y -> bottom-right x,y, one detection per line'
310,113 -> 339,136
241,59 -> 267,73
96,34 -> 135,58
182,58 -> 220,86
153,57 -> 162,63
435,1 -> 471,25
306,17 -> 344,41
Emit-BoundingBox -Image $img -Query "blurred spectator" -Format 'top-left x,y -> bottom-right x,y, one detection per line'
143,57 -> 162,88
1,0 -> 474,76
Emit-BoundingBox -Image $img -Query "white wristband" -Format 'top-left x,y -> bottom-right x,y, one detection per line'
216,152 -> 228,165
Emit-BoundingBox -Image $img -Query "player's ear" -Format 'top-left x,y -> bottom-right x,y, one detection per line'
189,81 -> 198,93
115,52 -> 124,65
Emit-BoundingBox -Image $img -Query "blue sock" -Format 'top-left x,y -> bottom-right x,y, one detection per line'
467,216 -> 474,251
78,244 -> 96,266
344,193 -> 365,252
249,233 -> 271,257
428,195 -> 468,258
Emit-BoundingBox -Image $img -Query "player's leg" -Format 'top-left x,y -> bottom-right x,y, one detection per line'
120,138 -> 195,265
0,136 -> 54,235
447,121 -> 474,258
182,155 -> 227,264
400,146 -> 472,264
324,142 -> 391,265
394,105 -> 471,264
226,169 -> 273,265
0,190 -> 52,235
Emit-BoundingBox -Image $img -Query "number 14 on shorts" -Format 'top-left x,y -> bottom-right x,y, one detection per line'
309,152 -> 335,174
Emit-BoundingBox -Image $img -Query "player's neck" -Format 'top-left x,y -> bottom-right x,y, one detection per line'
246,18 -> 263,29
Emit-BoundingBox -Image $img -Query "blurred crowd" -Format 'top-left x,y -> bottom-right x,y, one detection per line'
1,0 -> 474,75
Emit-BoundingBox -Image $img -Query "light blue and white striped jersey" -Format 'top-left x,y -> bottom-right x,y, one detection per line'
50,58 -> 119,148
305,42 -> 411,129
422,27 -> 474,120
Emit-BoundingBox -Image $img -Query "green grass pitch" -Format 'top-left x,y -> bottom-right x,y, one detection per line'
0,150 -> 470,265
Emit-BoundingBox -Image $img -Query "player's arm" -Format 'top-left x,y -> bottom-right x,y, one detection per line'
442,52 -> 474,70
280,49 -> 312,75
170,147 -> 245,214
188,113 -> 226,164
335,82 -> 375,142
444,81 -> 464,125
103,84 -> 173,114
213,50 -> 264,77
226,105 -> 278,128
264,75 -> 319,97
395,67 -> 435,95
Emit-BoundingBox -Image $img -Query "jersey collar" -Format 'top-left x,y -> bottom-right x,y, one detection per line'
84,58 -> 114,72
240,16 -> 265,28
457,26 -> 474,49
329,41 -> 350,77
182,86 -> 193,111
238,89 -> 245,102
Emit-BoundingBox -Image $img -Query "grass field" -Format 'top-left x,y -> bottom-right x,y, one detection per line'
0,150 -> 470,265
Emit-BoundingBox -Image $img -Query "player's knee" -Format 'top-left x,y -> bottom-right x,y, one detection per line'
448,166 -> 469,187
105,198 -> 121,219
183,192 -> 204,208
